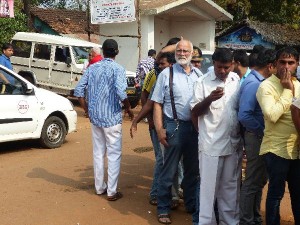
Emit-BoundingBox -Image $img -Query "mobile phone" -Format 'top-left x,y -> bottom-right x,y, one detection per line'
216,86 -> 224,91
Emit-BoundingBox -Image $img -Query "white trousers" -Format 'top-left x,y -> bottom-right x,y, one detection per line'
91,124 -> 122,196
198,150 -> 242,225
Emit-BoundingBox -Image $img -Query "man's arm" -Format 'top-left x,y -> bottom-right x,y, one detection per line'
122,98 -> 134,120
153,102 -> 168,147
191,89 -> 223,117
256,76 -> 294,123
0,73 -> 9,84
238,82 -> 264,134
130,99 -> 154,138
291,105 -> 300,135
141,90 -> 149,106
78,97 -> 88,117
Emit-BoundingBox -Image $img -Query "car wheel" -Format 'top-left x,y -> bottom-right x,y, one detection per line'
40,116 -> 67,149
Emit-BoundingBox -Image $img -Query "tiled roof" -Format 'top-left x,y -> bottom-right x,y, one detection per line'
216,19 -> 300,46
30,7 -> 99,35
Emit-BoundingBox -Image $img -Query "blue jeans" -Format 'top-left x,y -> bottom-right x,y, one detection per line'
240,132 -> 268,225
149,128 -> 163,199
157,117 -> 199,215
192,177 -> 200,224
264,153 -> 300,225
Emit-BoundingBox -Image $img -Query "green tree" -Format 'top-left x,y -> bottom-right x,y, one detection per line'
250,0 -> 300,28
214,0 -> 300,28
0,0 -> 28,47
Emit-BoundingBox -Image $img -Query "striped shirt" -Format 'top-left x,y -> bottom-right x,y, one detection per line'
135,56 -> 155,83
74,58 -> 127,128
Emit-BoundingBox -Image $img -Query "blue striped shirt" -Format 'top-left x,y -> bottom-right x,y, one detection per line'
74,58 -> 127,128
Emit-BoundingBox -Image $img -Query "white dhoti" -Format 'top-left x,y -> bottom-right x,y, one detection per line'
198,150 -> 242,225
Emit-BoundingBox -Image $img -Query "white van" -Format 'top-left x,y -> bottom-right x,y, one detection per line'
10,32 -> 100,96
10,32 -> 141,108
0,65 -> 77,148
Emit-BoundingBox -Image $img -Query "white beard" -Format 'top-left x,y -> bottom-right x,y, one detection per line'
175,55 -> 192,66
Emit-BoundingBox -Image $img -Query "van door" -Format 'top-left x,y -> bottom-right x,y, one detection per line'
0,69 -> 39,136
31,43 -> 51,84
50,46 -> 73,88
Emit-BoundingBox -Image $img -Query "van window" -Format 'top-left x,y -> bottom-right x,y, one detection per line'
55,46 -> 70,62
11,40 -> 31,58
34,44 -> 51,60
72,46 -> 92,64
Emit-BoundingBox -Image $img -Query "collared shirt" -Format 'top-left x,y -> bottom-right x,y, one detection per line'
135,56 -> 155,83
151,63 -> 201,121
240,67 -> 251,85
190,71 -> 241,156
238,70 -> 265,136
257,74 -> 300,159
0,54 -> 14,84
142,68 -> 157,93
74,58 -> 127,128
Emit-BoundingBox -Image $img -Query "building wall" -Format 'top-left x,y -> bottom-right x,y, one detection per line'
154,17 -> 171,50
99,15 -> 154,72
100,16 -> 216,71
170,19 -> 215,51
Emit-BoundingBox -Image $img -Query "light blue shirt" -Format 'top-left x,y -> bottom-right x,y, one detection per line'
240,67 -> 251,85
238,70 -> 265,136
74,58 -> 127,128
151,63 -> 201,121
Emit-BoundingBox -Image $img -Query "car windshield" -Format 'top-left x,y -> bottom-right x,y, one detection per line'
72,46 -> 93,64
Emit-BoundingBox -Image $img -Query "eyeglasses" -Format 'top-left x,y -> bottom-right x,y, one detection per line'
176,49 -> 191,54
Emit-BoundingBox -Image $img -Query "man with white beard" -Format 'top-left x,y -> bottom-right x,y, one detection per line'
151,39 -> 202,224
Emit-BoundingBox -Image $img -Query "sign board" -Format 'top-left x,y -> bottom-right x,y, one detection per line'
218,26 -> 275,50
0,0 -> 14,18
91,0 -> 136,24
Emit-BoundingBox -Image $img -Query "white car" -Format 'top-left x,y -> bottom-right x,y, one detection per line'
0,65 -> 77,148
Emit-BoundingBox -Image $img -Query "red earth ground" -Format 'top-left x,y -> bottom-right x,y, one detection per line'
0,104 -> 295,225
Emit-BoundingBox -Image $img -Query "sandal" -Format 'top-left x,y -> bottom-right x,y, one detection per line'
149,197 -> 157,205
157,214 -> 171,224
107,191 -> 123,201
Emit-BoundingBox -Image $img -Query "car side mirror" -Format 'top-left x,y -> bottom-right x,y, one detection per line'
65,57 -> 72,67
24,83 -> 34,94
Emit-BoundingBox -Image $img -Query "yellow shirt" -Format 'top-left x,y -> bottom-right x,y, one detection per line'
142,69 -> 156,93
256,74 -> 300,159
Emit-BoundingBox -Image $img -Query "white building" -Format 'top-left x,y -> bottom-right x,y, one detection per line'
99,0 -> 233,71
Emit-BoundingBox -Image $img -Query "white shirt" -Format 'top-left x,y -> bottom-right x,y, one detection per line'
190,71 -> 241,156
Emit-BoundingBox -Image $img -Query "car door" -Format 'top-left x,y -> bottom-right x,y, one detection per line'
0,68 -> 39,137
30,43 -> 51,83
50,46 -> 73,88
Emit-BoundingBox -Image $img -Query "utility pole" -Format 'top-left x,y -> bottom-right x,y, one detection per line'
137,0 -> 141,62
86,0 -> 91,41
23,0 -> 31,29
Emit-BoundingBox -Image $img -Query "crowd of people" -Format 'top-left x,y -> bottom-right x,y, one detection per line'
74,37 -> 300,225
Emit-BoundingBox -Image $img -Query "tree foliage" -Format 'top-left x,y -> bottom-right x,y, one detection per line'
0,0 -> 28,47
214,0 -> 300,28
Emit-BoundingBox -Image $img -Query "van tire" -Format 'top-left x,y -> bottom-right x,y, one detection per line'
40,116 -> 67,149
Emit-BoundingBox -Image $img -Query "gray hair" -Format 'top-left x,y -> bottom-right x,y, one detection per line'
92,46 -> 101,55
175,39 -> 193,52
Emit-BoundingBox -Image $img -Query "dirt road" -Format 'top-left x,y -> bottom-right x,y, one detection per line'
0,104 -> 295,225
